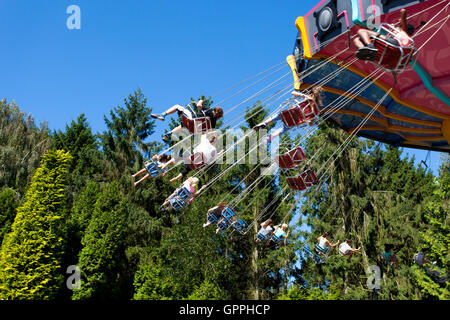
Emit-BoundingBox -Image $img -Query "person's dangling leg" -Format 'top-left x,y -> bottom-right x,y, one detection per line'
132,167 -> 147,178
152,104 -> 184,121
355,29 -> 379,61
134,173 -> 150,186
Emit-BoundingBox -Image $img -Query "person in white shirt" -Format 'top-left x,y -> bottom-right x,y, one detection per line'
168,134 -> 219,184
339,239 -> 361,261
158,133 -> 220,184
256,219 -> 274,242
316,231 -> 340,254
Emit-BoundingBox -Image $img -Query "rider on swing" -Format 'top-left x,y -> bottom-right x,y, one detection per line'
354,9 -> 415,61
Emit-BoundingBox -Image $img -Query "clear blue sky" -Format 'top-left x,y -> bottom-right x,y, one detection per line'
0,0 -> 444,175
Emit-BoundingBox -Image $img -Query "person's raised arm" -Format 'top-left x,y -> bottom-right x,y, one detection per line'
399,9 -> 407,32
194,185 -> 206,197
332,240 -> 340,247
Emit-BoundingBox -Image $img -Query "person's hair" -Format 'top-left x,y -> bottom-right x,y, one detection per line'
346,239 -> 352,245
322,231 -> 330,238
190,177 -> 200,186
310,87 -> 323,106
264,219 -> 273,227
421,247 -> 429,253
405,23 -> 415,36
159,154 -> 172,162
217,202 -> 228,208
282,223 -> 288,229
385,244 -> 394,252
213,107 -> 223,119
209,135 -> 216,144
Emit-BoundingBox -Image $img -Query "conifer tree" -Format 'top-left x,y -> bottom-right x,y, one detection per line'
0,150 -> 72,300
72,182 -> 129,300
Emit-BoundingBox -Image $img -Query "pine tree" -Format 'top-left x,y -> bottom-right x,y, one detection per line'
0,188 -> 19,245
0,149 -> 72,300
413,155 -> 449,299
0,99 -> 51,195
72,181 -> 129,300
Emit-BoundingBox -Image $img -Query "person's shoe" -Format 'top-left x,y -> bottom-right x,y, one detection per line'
356,45 -> 378,61
162,133 -> 171,143
253,123 -> 267,131
203,223 -> 209,228
151,113 -> 166,121
159,205 -> 167,212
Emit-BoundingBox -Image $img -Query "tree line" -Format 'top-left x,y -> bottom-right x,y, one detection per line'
0,91 -> 448,300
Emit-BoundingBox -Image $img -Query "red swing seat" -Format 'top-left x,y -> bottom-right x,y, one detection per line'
186,152 -> 206,170
280,99 -> 319,128
370,23 -> 416,72
275,146 -> 306,169
286,169 -> 318,191
181,114 -> 212,134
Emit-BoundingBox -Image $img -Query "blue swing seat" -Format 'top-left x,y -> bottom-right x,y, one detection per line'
257,232 -> 270,242
232,219 -> 248,233
169,196 -> 186,211
145,161 -> 164,178
217,219 -> 230,231
315,244 -> 329,255
271,234 -> 281,244
303,246 -> 324,263
207,213 -> 219,224
177,187 -> 192,201
221,207 -> 235,221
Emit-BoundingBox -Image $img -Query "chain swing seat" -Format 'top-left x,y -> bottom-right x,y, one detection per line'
181,114 -> 212,134
143,160 -> 165,178
275,146 -> 306,169
280,98 -> 319,128
207,212 -> 220,225
302,245 -> 326,264
186,152 -> 207,170
256,231 -> 273,242
286,168 -> 318,191
369,23 -> 416,73
168,186 -> 194,211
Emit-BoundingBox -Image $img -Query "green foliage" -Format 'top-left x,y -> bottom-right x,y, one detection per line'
100,88 -> 156,174
72,182 -> 129,300
133,259 -> 180,300
413,155 -> 449,299
278,284 -> 340,300
0,149 -> 72,299
2,91 -> 447,301
0,188 -> 19,245
187,280 -> 225,300
0,99 -> 51,194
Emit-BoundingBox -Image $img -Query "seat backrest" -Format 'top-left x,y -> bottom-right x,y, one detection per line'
271,234 -> 281,243
286,176 -> 307,191
233,219 -> 247,233
280,99 -> 318,128
207,213 -> 219,224
301,169 -> 318,187
187,152 -> 206,170
217,219 -> 230,230
315,244 -> 328,254
181,115 -> 195,133
192,117 -> 212,134
372,25 -> 415,72
177,186 -> 192,201
222,207 -> 235,221
257,232 -> 269,242
169,197 -> 186,211
276,146 -> 306,169
145,161 -> 163,177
